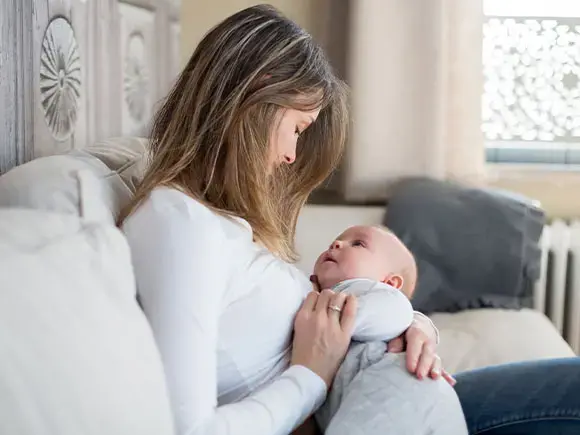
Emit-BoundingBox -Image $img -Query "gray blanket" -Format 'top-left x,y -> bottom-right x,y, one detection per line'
315,344 -> 468,435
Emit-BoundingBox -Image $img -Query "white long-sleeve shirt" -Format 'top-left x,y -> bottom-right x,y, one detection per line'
122,187 -> 327,435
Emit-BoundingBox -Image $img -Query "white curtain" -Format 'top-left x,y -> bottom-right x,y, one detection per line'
342,0 -> 485,201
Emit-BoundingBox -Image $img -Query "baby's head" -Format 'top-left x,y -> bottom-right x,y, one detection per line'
312,225 -> 417,298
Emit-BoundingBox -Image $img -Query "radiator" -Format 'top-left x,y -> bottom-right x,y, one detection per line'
535,220 -> 580,354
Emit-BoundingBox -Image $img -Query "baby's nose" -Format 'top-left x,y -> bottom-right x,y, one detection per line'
330,240 -> 342,250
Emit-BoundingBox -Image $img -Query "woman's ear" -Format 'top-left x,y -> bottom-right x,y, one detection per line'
383,274 -> 404,290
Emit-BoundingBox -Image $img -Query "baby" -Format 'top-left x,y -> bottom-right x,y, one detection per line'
311,225 -> 468,435
312,224 -> 417,296
310,225 -> 417,342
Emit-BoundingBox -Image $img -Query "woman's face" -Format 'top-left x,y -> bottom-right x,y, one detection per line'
269,107 -> 320,171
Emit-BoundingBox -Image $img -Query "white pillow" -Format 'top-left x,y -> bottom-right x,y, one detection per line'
0,208 -> 174,435
0,137 -> 148,224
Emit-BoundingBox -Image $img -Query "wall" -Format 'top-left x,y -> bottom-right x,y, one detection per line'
182,1 -> 314,64
180,0 -> 351,77
488,169 -> 580,219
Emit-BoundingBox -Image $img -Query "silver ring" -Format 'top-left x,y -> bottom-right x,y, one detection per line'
328,304 -> 342,313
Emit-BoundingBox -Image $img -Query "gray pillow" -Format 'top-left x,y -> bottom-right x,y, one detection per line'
384,177 -> 545,313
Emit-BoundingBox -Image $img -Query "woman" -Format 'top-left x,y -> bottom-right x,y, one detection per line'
121,5 -> 580,435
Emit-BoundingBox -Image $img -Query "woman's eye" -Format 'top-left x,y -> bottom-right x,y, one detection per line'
295,127 -> 302,137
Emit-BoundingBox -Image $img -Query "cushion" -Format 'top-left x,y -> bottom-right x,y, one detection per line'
384,177 -> 545,313
0,208 -> 174,435
0,137 -> 147,224
432,308 -> 575,374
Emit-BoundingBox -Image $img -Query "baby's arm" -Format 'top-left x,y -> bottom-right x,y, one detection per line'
339,280 -> 414,342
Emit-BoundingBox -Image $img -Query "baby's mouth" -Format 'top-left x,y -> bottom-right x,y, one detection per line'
322,252 -> 337,264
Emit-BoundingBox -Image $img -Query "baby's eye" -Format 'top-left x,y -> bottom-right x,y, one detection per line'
352,240 -> 366,248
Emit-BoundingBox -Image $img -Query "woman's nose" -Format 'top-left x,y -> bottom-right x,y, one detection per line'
283,153 -> 295,164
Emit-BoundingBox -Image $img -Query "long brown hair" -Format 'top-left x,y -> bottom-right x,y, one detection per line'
119,4 -> 349,262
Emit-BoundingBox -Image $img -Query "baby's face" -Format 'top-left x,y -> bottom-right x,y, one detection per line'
313,226 -> 398,289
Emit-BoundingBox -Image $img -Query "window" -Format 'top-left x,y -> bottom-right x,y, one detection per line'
483,0 -> 580,166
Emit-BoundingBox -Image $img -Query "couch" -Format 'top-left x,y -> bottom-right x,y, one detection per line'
0,137 -> 574,435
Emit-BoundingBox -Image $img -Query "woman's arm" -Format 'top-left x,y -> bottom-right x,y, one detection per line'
387,312 -> 456,386
413,311 -> 439,343
124,193 -> 327,435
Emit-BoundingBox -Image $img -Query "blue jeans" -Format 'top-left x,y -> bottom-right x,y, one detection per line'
455,357 -> 580,434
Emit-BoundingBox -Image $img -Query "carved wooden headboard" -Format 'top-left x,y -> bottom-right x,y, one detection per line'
0,0 -> 181,174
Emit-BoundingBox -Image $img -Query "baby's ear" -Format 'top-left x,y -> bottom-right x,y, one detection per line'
310,274 -> 321,291
383,274 -> 404,290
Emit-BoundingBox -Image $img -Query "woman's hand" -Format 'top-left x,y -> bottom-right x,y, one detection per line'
291,289 -> 358,388
387,314 -> 456,386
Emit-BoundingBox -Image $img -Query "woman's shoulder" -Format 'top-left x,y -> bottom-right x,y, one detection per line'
122,187 -> 211,228
146,186 -> 216,219
122,187 -> 250,240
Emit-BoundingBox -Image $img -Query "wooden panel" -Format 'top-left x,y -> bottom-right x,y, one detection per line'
154,0 -> 170,104
119,0 -> 156,10
118,2 -> 156,136
32,0 -> 90,157
153,0 -> 181,103
169,21 -> 182,80
0,0 -> 34,173
0,0 -> 179,170
166,0 -> 181,20
87,0 -> 123,143
0,0 -> 20,172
